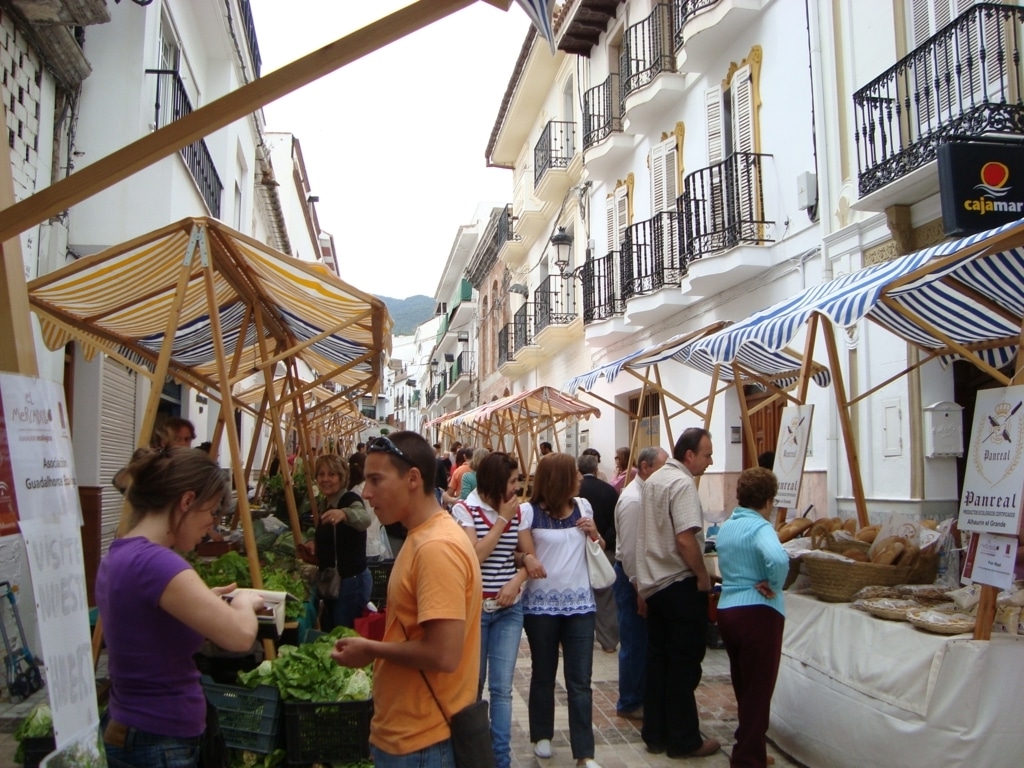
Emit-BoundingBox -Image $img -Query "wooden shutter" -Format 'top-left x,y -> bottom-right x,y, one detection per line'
705,85 -> 724,164
731,64 -> 756,225
650,137 -> 678,214
100,358 -> 137,554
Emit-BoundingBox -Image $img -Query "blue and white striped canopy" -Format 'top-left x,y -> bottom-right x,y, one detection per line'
676,217 -> 1024,374
564,349 -> 647,392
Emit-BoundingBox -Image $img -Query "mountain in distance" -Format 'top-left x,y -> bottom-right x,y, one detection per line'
379,294 -> 435,336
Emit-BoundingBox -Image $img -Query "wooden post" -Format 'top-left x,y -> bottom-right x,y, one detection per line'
821,321 -> 869,527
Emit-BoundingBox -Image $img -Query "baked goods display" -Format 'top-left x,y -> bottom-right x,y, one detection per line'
906,607 -> 976,635
853,597 -> 921,620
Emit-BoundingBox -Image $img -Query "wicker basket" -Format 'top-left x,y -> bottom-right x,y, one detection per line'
783,557 -> 802,590
810,526 -> 871,556
803,556 -> 911,602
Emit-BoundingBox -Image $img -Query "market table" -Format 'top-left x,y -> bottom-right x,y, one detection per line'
769,593 -> 1024,768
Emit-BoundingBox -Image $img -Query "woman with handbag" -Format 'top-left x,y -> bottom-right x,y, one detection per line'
312,454 -> 372,631
451,452 -> 545,768
96,446 -> 263,767
521,452 -> 604,768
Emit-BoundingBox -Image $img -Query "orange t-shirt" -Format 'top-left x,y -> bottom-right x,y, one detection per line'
370,510 -> 482,755
447,463 -> 471,497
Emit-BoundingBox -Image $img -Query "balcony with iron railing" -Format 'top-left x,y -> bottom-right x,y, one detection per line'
534,119 -> 579,201
238,0 -> 262,77
582,252 -> 626,325
672,0 -> 763,75
496,202 -> 529,271
534,273 -> 581,352
620,210 -> 690,326
498,302 -> 542,375
853,3 -> 1024,209
621,4 -> 684,132
582,72 -> 633,176
147,69 -> 223,217
679,150 -> 774,296
445,350 -> 475,399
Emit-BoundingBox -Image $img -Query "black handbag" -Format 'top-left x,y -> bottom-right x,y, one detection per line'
316,524 -> 341,599
399,620 -> 495,768
419,672 -> 495,768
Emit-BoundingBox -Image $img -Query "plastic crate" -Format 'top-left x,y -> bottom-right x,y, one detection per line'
201,676 -> 281,754
194,651 -> 261,685
369,561 -> 393,608
21,736 -> 55,768
283,698 -> 373,765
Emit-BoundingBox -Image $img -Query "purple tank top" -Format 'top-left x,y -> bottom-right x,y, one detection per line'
95,537 -> 206,737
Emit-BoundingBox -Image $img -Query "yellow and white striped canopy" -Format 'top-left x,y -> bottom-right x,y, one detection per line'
29,217 -> 391,403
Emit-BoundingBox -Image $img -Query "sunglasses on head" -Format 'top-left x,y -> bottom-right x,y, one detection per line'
367,436 -> 415,466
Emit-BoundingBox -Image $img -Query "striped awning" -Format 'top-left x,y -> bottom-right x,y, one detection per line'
563,349 -> 646,393
445,385 -> 598,427
674,217 -> 1024,376
28,218 -> 391,402
424,410 -> 462,429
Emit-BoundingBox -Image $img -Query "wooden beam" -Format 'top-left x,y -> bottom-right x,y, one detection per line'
0,0 -> 478,245
822,321 -> 869,527
0,109 -> 37,375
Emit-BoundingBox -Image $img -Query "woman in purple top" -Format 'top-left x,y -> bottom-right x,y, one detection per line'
96,447 -> 263,768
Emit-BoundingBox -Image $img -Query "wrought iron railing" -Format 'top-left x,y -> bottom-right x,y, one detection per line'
513,303 -> 534,353
582,252 -> 626,324
147,69 -> 223,217
621,4 -> 675,103
498,323 -> 513,365
679,151 -> 773,263
583,72 -> 622,149
853,3 -> 1024,197
454,351 -> 473,382
534,120 -> 576,186
672,0 -> 721,50
238,0 -> 262,77
621,211 -> 683,299
534,274 -> 578,334
498,203 -> 519,243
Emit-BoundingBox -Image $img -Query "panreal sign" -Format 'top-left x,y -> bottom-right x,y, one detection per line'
958,386 -> 1024,535
938,141 -> 1024,236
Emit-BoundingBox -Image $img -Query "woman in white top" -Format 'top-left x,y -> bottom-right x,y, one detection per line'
452,452 -> 543,768
521,452 -> 604,768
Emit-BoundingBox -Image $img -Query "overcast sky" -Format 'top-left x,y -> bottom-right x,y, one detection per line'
249,1 -> 531,300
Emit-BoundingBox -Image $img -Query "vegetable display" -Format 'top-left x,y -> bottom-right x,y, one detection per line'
237,627 -> 371,702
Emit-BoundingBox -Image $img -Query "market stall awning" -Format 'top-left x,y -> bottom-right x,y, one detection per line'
424,410 -> 462,429
680,217 -> 1024,374
447,385 -> 599,427
27,217 -> 392,400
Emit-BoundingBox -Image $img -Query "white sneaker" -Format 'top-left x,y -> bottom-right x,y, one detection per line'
580,760 -> 602,768
533,739 -> 553,758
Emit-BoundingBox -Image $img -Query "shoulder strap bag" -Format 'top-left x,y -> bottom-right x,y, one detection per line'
398,621 -> 495,768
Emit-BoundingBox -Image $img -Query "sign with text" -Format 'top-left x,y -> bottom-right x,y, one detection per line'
0,373 -> 80,534
958,386 -> 1024,534
0,373 -> 96,750
21,507 -> 98,748
961,531 -> 1019,591
772,405 -> 814,509
938,141 -> 1024,236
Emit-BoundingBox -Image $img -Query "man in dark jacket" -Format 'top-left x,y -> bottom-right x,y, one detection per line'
578,452 -> 620,653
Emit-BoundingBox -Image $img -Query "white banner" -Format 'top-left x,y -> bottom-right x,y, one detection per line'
0,372 -> 97,750
958,386 -> 1024,534
772,405 -> 814,509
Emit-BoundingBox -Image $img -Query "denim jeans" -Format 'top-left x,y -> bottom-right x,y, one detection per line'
371,739 -> 455,767
523,611 -> 596,760
612,561 -> 647,713
323,568 -> 371,631
102,713 -> 201,768
479,601 -> 523,768
642,577 -> 708,756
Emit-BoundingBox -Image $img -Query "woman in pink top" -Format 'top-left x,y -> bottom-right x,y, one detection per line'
610,447 -> 637,494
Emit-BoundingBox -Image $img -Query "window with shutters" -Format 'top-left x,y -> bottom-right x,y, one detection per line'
906,0 -> 1005,130
628,392 -> 661,451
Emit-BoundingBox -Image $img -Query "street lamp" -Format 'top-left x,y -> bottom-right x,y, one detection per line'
550,227 -> 573,275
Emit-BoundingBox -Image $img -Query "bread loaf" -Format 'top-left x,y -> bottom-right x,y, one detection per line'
841,548 -> 869,562
854,525 -> 881,543
897,543 -> 920,567
871,539 -> 905,565
843,518 -> 858,534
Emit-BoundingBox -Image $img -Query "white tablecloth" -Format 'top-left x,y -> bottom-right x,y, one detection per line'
769,593 -> 1024,768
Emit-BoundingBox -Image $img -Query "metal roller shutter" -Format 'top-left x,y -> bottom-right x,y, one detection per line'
99,358 -> 137,554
